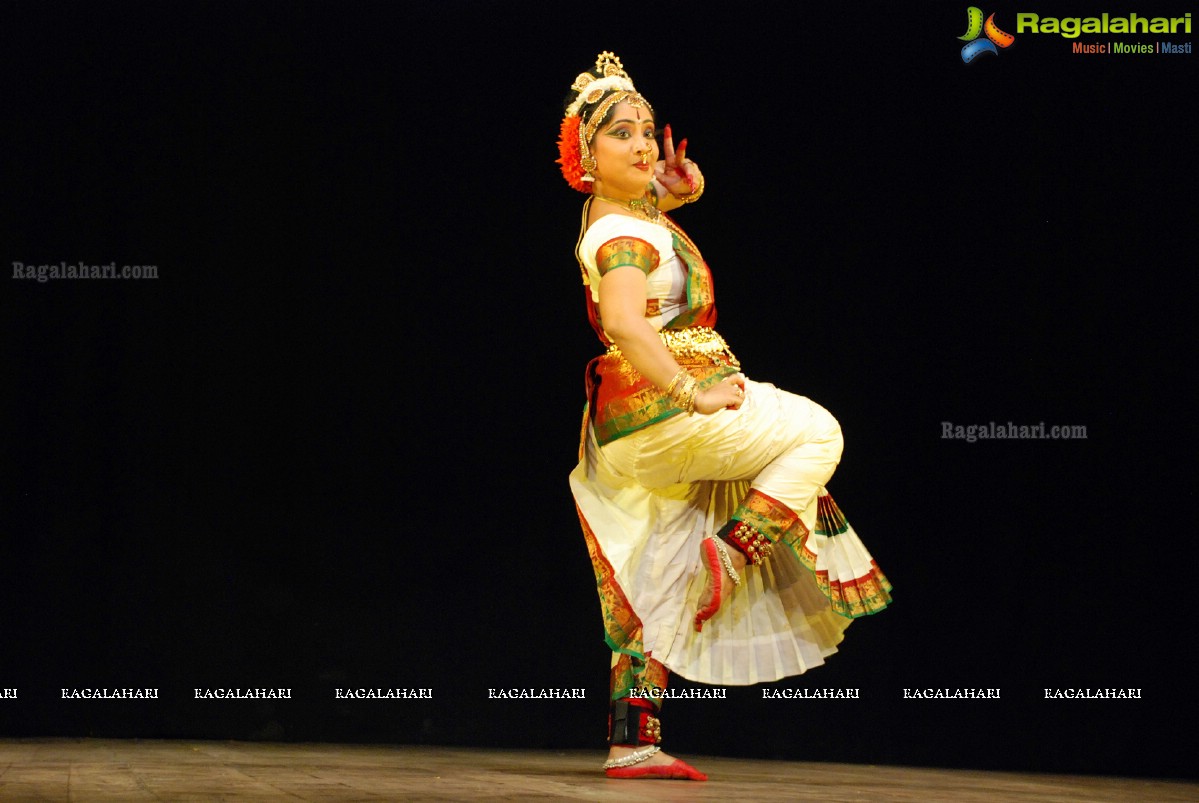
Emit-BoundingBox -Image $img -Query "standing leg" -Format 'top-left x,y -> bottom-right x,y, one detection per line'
603,653 -> 706,780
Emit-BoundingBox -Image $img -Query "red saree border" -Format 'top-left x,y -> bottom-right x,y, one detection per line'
735,489 -> 894,619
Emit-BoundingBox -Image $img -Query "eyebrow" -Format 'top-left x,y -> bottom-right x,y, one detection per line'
606,118 -> 656,128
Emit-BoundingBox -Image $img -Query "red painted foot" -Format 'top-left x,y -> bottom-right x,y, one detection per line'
605,758 -> 708,780
694,538 -> 726,632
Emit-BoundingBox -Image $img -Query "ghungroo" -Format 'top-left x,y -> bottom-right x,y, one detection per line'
609,698 -> 662,746
719,519 -> 775,565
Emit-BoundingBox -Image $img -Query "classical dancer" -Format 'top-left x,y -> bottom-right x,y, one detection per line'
560,52 -> 893,780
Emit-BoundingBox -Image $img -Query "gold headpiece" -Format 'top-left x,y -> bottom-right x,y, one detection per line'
559,52 -> 652,190
567,52 -> 632,111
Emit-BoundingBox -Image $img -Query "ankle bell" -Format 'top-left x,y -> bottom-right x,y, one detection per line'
608,697 -> 663,746
718,520 -> 775,565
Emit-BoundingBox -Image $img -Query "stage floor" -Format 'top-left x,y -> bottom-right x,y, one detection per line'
0,739 -> 1194,801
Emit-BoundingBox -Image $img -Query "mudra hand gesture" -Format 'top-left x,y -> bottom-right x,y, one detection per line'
654,124 -> 701,197
696,373 -> 747,415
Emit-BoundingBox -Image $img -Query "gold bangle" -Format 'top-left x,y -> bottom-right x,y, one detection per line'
672,173 -> 705,204
664,368 -> 689,397
668,372 -> 694,404
679,377 -> 698,414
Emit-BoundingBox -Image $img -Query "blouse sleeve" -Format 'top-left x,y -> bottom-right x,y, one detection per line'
595,236 -> 660,277
579,215 -> 671,300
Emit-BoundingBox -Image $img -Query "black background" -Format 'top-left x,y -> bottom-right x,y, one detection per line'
3,0 -> 1195,780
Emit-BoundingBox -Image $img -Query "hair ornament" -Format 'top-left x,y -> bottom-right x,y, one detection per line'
558,52 -> 650,193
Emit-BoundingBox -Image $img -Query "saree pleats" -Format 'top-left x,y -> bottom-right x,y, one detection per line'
571,380 -> 891,687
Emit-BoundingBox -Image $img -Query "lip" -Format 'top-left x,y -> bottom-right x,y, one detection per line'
633,162 -> 651,172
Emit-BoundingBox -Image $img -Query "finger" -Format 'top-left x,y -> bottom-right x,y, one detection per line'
655,169 -> 683,188
663,124 -> 676,165
655,172 -> 684,192
673,140 -> 694,189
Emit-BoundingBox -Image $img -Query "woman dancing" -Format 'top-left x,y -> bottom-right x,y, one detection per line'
561,52 -> 892,780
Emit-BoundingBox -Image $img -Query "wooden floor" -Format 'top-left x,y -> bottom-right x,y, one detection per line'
0,740 -> 1195,802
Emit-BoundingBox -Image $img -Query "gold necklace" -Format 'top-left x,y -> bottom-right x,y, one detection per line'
591,192 -> 661,223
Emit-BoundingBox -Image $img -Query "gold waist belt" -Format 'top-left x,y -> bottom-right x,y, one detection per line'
605,326 -> 740,369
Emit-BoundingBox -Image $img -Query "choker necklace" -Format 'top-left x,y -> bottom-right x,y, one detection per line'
591,192 -> 661,223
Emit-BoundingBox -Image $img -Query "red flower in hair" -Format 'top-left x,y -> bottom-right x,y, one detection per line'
556,115 -> 589,193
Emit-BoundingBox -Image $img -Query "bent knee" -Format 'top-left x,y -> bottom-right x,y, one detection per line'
810,402 -> 845,461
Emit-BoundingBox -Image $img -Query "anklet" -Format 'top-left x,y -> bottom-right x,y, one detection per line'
602,745 -> 660,769
720,520 -> 775,565
706,536 -> 742,587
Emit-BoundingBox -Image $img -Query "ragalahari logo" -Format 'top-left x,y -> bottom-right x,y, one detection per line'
959,7 -> 1016,62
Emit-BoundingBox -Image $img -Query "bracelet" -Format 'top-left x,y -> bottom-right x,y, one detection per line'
669,374 -> 698,415
664,368 -> 689,398
683,380 -> 698,414
671,172 -> 705,204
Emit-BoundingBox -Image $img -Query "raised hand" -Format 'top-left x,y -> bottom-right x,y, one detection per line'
655,124 -> 700,197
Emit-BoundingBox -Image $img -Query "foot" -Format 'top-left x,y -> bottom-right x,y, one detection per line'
603,745 -> 707,781
694,537 -> 747,632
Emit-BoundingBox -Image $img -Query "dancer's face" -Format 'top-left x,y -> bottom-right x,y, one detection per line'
591,101 -> 658,200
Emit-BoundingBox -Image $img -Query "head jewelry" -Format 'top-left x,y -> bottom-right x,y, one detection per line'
557,52 -> 653,192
